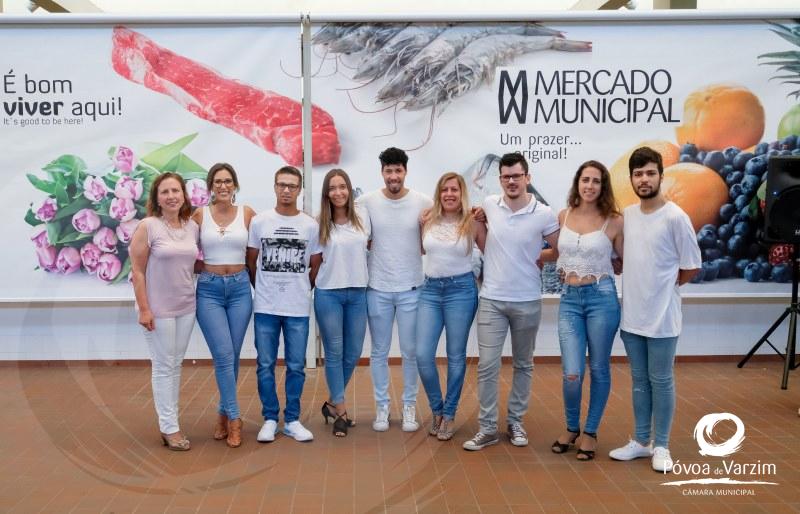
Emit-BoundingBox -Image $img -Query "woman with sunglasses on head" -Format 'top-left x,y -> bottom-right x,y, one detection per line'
314,169 -> 371,437
192,163 -> 256,448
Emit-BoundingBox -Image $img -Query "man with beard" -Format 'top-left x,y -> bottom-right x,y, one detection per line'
463,152 -> 560,451
358,147 -> 432,432
608,146 -> 701,472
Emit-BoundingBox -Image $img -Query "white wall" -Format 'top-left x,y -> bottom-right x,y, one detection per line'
0,296 -> 791,360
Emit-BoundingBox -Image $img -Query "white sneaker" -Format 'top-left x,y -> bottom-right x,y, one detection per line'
402,404 -> 419,432
373,404 -> 390,432
283,420 -> 314,442
652,446 -> 673,473
609,439 -> 653,461
257,419 -> 278,443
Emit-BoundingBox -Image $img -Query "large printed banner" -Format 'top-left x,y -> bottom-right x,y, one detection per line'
1,19 -> 797,300
0,24 -> 319,300
309,19 -> 798,296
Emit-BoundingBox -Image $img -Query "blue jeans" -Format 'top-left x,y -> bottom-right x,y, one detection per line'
254,313 -> 309,423
416,272 -> 477,420
558,277 -> 620,435
314,287 -> 367,405
621,330 -> 679,448
367,287 -> 420,407
196,269 -> 252,421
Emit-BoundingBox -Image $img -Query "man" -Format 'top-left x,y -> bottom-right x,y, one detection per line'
358,147 -> 432,432
246,166 -> 322,443
463,152 -> 560,451
608,146 -> 701,472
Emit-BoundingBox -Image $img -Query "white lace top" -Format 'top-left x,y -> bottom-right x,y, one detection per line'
556,210 -> 615,282
423,220 -> 472,278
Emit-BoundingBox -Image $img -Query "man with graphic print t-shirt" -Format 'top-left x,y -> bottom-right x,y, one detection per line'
246,166 -> 321,443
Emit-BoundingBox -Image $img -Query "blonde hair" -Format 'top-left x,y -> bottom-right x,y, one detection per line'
318,168 -> 365,246
424,172 -> 473,254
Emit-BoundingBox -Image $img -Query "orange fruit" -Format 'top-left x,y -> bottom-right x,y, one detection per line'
609,140 -> 680,210
675,84 -> 765,151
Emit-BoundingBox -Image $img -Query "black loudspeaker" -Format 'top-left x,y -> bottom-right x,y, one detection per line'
764,156 -> 800,243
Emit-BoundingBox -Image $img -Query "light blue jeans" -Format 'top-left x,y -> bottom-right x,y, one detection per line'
196,269 -> 253,421
621,330 -> 679,448
314,287 -> 367,405
254,313 -> 309,423
558,276 -> 620,435
416,272 -> 478,420
367,287 -> 420,407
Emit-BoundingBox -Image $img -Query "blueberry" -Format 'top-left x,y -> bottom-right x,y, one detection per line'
747,242 -> 761,259
704,150 -> 727,171
680,154 -> 695,163
759,262 -> 773,281
700,224 -> 717,235
771,263 -> 792,283
717,223 -> 733,241
792,148 -> 800,156
698,230 -> 718,249
780,149 -> 793,156
716,239 -> 726,253
734,194 -> 750,211
697,151 -> 707,163
719,204 -> 736,223
729,183 -> 744,200
702,260 -> 720,281
732,151 -> 755,170
755,142 -> 769,155
728,235 -> 745,257
781,134 -> 797,150
703,248 -> 722,262
716,257 -> 735,279
768,149 -> 780,157
690,267 -> 706,283
742,174 -> 760,190
723,146 -> 741,164
744,156 -> 767,177
726,171 -> 744,186
730,213 -> 746,225
756,254 -> 768,264
733,221 -> 751,236
681,143 -> 698,157
769,140 -> 781,150
744,262 -> 761,282
738,207 -> 753,222
735,258 -> 750,277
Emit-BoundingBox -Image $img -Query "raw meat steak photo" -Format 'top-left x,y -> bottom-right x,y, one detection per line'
111,26 -> 341,166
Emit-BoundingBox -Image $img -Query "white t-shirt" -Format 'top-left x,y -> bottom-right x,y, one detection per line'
481,194 -> 559,302
247,209 -> 321,317
358,189 -> 433,292
316,207 -> 371,289
621,202 -> 702,338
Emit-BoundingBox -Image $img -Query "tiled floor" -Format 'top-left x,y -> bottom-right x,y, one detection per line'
1,360 -> 799,513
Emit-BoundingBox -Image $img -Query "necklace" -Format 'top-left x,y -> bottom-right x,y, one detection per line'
160,216 -> 187,241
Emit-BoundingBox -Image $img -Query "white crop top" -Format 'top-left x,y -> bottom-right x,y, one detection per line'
200,205 -> 248,265
556,210 -> 615,281
423,220 -> 473,278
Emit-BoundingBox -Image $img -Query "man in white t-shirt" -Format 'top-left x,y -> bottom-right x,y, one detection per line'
608,147 -> 701,473
246,166 -> 322,443
463,152 -> 560,451
358,147 -> 433,432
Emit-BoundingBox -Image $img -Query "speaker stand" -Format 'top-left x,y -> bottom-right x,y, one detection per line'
738,243 -> 799,390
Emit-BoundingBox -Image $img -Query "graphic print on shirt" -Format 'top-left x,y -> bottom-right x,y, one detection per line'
260,226 -> 307,273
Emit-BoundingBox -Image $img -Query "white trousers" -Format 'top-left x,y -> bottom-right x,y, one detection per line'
144,312 -> 195,434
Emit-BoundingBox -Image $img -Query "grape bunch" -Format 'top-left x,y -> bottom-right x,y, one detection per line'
678,135 -> 799,284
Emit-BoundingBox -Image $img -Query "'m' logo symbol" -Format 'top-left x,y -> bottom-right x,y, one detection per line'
498,70 -> 528,124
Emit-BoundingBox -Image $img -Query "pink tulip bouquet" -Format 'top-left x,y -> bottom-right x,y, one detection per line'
24,134 -> 209,284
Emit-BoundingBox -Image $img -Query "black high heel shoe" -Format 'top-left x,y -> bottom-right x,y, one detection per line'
333,413 -> 349,437
322,401 -> 356,427
576,432 -> 597,461
551,428 -> 580,454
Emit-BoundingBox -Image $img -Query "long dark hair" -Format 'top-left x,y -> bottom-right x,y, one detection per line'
206,162 -> 240,204
566,160 -> 620,218
318,169 -> 364,246
146,172 -> 192,221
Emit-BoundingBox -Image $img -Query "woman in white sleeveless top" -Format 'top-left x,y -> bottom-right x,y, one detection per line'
547,160 -> 624,461
192,163 -> 255,448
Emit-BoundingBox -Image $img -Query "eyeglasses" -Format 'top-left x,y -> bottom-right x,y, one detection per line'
499,173 -> 527,183
213,178 -> 234,186
275,182 -> 300,192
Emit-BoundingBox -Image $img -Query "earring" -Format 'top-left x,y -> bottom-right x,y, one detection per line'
210,192 -> 216,204
231,192 -> 236,205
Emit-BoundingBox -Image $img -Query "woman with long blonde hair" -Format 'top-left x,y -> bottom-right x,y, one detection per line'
314,169 -> 370,437
416,172 -> 486,441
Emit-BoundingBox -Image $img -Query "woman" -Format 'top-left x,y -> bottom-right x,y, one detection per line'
548,160 -> 623,460
416,172 -> 485,441
314,169 -> 370,437
130,172 -> 200,451
192,163 -> 255,448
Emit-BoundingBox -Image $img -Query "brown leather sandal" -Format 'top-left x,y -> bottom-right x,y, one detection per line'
227,418 -> 242,448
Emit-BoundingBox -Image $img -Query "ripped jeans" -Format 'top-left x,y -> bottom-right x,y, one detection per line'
558,276 -> 620,435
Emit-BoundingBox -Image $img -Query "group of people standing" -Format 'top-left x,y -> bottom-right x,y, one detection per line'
130,145 -> 701,474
